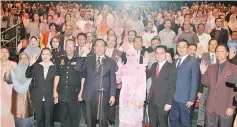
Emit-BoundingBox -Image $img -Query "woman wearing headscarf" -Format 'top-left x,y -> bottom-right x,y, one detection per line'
1,46 -> 17,127
227,13 -> 237,35
5,52 -> 34,127
24,36 -> 41,61
116,49 -> 146,127
25,48 -> 57,127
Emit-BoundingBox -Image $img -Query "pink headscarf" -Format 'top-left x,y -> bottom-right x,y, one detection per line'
126,49 -> 138,65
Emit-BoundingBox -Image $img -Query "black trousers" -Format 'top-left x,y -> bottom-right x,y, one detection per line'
33,101 -> 54,127
85,96 -> 109,127
107,89 -> 120,121
80,100 -> 87,123
148,104 -> 169,127
59,101 -> 81,127
205,111 -> 233,127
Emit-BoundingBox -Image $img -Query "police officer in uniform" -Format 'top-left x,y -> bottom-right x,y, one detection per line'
53,39 -> 84,127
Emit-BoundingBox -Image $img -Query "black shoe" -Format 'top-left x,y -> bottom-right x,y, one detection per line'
197,125 -> 203,127
109,120 -> 115,126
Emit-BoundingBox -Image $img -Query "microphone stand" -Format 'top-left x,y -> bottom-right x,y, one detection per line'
97,59 -> 104,127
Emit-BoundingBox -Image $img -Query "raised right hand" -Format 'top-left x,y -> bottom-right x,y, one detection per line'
29,55 -> 38,66
200,60 -> 208,74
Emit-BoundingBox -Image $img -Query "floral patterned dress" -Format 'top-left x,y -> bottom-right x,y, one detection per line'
116,64 -> 146,127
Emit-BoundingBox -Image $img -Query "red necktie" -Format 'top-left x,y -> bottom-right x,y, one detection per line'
156,64 -> 159,79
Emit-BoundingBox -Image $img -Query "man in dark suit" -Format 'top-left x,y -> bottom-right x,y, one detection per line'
75,39 -> 117,127
169,40 -> 200,127
105,35 -> 124,125
197,39 -> 218,127
210,18 -> 229,45
133,36 -> 153,64
146,45 -> 177,127
59,25 -> 75,51
200,44 -> 237,127
53,39 -> 83,127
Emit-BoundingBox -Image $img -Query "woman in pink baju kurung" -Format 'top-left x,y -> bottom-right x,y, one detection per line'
116,49 -> 146,127
1,47 -> 17,127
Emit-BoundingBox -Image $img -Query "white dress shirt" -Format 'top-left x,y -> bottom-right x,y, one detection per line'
209,52 -> 216,64
106,48 -> 114,58
197,33 -> 211,53
39,61 -> 54,101
157,60 -> 167,71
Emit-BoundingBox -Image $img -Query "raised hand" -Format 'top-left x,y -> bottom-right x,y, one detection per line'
197,45 -> 205,57
116,56 -> 123,69
17,42 -> 23,52
30,55 -> 38,66
145,41 -> 151,48
122,43 -> 129,52
229,48 -> 236,59
81,44 -> 91,56
143,51 -> 150,66
200,60 -> 208,74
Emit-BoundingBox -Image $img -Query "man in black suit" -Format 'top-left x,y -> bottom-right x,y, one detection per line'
59,25 -> 75,51
54,39 -> 83,127
146,45 -> 177,127
75,39 -> 116,127
133,36 -> 153,64
105,35 -> 124,125
210,18 -> 229,45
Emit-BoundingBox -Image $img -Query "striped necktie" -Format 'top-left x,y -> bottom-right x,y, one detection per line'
96,57 -> 101,72
176,58 -> 181,68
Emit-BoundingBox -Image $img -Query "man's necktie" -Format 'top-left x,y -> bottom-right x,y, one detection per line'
96,57 -> 101,72
156,64 -> 159,79
177,58 -> 181,68
211,55 -> 215,64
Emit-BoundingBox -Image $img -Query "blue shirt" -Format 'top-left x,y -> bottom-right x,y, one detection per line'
227,40 -> 237,51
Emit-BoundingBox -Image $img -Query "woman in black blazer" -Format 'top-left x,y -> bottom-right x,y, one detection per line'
26,48 -> 57,127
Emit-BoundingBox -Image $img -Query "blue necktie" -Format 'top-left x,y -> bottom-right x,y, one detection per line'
211,55 -> 215,64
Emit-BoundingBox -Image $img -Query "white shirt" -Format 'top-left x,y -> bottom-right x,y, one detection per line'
197,33 -> 211,53
39,61 -> 54,101
96,55 -> 105,63
209,52 -> 216,64
157,60 -> 167,71
142,31 -> 157,46
137,50 -> 141,64
127,19 -> 145,34
106,48 -> 114,58
176,54 -> 189,67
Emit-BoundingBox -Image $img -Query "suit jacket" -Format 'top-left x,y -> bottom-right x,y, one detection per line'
75,55 -> 117,103
59,35 -> 75,51
174,55 -> 200,103
111,48 -> 122,60
147,61 -> 177,106
210,28 -> 228,45
202,61 -> 237,115
25,63 -> 57,103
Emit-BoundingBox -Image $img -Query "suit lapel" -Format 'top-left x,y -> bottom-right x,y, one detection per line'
91,55 -> 96,72
156,62 -> 169,81
45,66 -> 53,81
179,55 -> 191,68
206,53 -> 211,65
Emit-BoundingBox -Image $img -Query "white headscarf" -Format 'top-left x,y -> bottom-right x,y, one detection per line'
24,36 -> 41,59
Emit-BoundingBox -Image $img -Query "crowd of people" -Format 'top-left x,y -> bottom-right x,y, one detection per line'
1,1 -> 237,127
